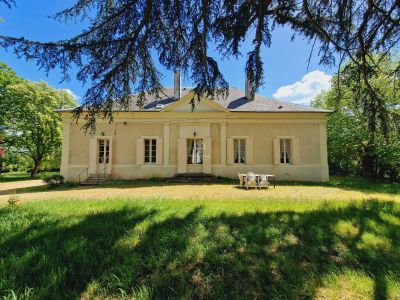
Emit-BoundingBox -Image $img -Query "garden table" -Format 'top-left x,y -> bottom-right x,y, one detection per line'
238,174 -> 276,189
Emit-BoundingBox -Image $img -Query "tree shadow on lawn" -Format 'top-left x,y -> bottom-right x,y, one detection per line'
0,182 -> 80,196
0,200 -> 399,299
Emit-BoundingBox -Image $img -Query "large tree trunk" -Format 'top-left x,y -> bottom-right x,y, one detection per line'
0,158 -> 3,176
361,142 -> 376,178
30,160 -> 41,177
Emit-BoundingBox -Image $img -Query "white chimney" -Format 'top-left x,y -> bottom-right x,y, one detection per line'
174,70 -> 181,100
245,75 -> 255,100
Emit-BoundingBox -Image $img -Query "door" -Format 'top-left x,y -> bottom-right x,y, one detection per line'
97,139 -> 111,174
186,138 -> 204,173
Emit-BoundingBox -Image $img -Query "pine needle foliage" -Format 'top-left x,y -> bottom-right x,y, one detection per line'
0,0 -> 399,131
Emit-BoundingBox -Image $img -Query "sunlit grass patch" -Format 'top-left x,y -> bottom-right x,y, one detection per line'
1,175 -> 399,206
387,274 -> 400,300
316,269 -> 374,300
334,220 -> 359,238
359,232 -> 392,251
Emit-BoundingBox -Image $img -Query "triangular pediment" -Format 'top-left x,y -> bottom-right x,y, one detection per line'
161,92 -> 229,112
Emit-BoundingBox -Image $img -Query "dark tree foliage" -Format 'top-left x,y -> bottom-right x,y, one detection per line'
313,54 -> 400,180
0,0 -> 14,8
0,0 -> 399,131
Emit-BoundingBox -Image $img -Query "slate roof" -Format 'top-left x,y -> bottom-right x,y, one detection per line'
58,87 -> 331,113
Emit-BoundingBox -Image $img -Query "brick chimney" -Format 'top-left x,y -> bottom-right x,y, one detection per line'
174,70 -> 181,100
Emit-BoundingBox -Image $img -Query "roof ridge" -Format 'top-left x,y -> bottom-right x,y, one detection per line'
56,86 -> 332,113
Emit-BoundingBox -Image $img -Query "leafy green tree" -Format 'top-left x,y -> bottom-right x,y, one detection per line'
0,0 -> 398,131
4,80 -> 76,176
0,62 -> 21,174
0,62 -> 21,123
0,146 -> 31,174
313,54 -> 400,181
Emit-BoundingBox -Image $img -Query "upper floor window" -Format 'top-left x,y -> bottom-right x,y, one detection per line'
98,139 -> 110,163
187,139 -> 203,164
234,138 -> 246,164
144,139 -> 157,163
280,139 -> 291,164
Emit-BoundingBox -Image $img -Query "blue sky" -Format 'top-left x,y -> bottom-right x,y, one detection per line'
0,0 -> 334,105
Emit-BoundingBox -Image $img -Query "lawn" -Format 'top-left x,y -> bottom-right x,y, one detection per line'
0,178 -> 399,299
0,172 -> 58,182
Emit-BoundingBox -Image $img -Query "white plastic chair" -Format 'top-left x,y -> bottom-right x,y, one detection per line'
238,172 -> 244,188
258,174 -> 270,189
245,172 -> 257,190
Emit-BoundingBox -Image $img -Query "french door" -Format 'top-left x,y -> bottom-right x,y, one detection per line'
97,139 -> 110,173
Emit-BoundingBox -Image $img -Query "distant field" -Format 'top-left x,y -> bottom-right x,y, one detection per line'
0,176 -> 399,299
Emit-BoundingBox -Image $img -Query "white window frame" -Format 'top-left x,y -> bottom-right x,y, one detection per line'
280,138 -> 291,164
144,138 -> 157,164
98,139 -> 110,164
233,138 -> 246,164
187,138 -> 204,165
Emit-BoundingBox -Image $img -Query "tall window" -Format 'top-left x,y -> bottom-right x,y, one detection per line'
98,139 -> 110,163
144,139 -> 157,163
280,139 -> 291,164
187,139 -> 203,164
234,138 -> 246,164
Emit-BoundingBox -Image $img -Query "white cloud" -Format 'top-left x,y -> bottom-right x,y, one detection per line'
61,88 -> 80,101
272,70 -> 332,105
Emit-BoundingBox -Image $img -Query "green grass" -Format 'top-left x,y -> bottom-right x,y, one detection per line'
0,172 -> 59,182
81,175 -> 400,195
1,196 -> 399,299
294,176 -> 400,194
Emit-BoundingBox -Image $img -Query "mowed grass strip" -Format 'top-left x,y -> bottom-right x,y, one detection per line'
1,197 -> 399,299
1,176 -> 399,204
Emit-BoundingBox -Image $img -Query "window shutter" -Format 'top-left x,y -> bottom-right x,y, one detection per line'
273,138 -> 280,165
88,138 -> 97,173
136,138 -> 144,165
156,138 -> 163,165
291,138 -> 300,164
177,137 -> 187,173
226,138 -> 234,165
203,137 -> 212,173
246,137 -> 253,165
108,139 -> 113,166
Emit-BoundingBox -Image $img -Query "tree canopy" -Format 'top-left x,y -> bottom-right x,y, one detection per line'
0,62 -> 76,176
0,0 -> 399,131
0,62 -> 20,127
313,54 -> 400,180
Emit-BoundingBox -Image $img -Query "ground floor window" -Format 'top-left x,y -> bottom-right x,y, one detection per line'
187,139 -> 203,164
280,139 -> 291,164
144,139 -> 157,163
234,138 -> 246,164
98,139 -> 110,163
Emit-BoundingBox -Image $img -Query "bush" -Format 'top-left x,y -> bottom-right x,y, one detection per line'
43,175 -> 64,187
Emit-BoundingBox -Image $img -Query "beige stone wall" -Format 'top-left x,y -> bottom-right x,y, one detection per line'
113,122 -> 164,165
60,111 -> 329,182
211,123 -> 221,165
169,123 -> 179,165
69,123 -> 89,165
226,123 -> 321,165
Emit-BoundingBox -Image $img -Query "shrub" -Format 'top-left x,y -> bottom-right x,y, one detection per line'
43,174 -> 64,187
8,191 -> 21,206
